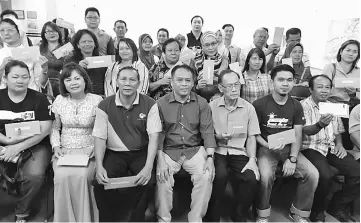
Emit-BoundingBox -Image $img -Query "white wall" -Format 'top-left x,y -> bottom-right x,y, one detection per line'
52,0 -> 359,69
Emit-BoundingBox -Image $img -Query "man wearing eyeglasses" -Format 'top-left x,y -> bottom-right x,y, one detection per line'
205,69 -> 260,222
84,7 -> 115,56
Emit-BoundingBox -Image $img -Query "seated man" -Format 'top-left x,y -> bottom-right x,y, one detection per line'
156,64 -> 216,222
301,75 -> 360,222
253,64 -> 319,223
92,66 -> 161,222
349,104 -> 360,161
205,69 -> 260,222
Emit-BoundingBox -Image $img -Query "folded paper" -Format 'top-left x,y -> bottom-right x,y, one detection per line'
56,19 -> 75,30
273,27 -> 284,46
11,46 -> 40,62
267,129 -> 296,149
53,42 -> 74,59
203,60 -> 214,85
5,120 -> 40,138
104,176 -> 138,190
57,154 -> 90,166
319,102 -> 349,118
87,56 -> 113,69
334,78 -> 360,88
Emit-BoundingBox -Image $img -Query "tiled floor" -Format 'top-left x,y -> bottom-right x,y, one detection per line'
0,177 -> 359,222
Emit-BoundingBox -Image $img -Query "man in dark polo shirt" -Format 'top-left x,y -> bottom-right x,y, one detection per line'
186,15 -> 204,53
92,66 -> 162,222
151,28 -> 169,59
155,64 -> 216,222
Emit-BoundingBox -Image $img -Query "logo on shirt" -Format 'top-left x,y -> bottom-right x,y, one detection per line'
266,112 -> 289,128
138,113 -> 147,120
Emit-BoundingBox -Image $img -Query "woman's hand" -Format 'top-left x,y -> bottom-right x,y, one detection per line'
79,59 -> 89,69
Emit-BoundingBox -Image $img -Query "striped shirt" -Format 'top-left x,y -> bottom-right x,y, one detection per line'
241,71 -> 273,103
301,96 -> 345,156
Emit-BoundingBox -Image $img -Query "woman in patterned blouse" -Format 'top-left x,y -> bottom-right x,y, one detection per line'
51,62 -> 102,222
241,48 -> 273,103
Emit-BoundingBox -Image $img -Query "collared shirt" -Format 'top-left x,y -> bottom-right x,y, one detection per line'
241,71 -> 274,103
157,92 -> 216,161
151,44 -> 162,59
225,44 -> 242,64
240,43 -> 268,67
93,29 -> 115,56
209,96 -> 260,156
323,62 -> 360,102
92,92 -> 162,151
275,47 -> 310,67
301,96 -> 345,156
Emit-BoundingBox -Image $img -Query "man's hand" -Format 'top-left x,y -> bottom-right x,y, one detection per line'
79,59 -> 89,69
134,164 -> 153,186
0,56 -> 13,70
270,142 -> 285,151
266,44 -> 280,56
282,159 -> 296,177
203,158 -> 215,182
197,79 -> 207,89
0,145 -> 21,162
95,165 -> 109,185
157,156 -> 171,183
54,146 -> 65,158
241,158 -> 260,180
319,114 -> 334,128
334,144 -> 347,159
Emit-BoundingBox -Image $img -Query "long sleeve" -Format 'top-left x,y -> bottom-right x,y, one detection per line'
137,62 -> 149,94
50,97 -> 62,148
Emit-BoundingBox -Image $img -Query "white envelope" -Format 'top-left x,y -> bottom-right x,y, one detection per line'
11,46 -> 40,62
282,58 -> 293,67
203,60 -> 214,85
104,176 -> 138,190
5,121 -> 40,138
53,42 -> 74,59
163,61 -> 183,78
87,56 -> 113,69
319,102 -> 349,118
273,27 -> 284,46
57,154 -> 90,166
179,51 -> 194,64
267,129 -> 296,149
229,62 -> 245,84
334,78 -> 360,88
55,18 -> 75,30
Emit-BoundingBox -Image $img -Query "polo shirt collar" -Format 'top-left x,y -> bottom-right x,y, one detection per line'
115,90 -> 140,107
218,96 -> 245,108
168,92 -> 196,103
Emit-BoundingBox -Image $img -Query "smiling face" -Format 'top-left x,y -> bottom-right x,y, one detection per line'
311,76 -> 332,102
117,69 -> 140,97
44,25 -> 60,43
340,43 -> 359,64
157,31 -> 168,44
64,70 -> 86,95
290,46 -> 303,64
85,11 -> 100,29
249,53 -> 264,71
0,21 -> 20,45
164,41 -> 180,65
77,33 -> 95,55
202,36 -> 218,56
118,41 -> 133,61
171,68 -> 194,97
253,29 -> 268,49
192,17 -> 203,32
223,26 -> 234,40
5,66 -> 30,92
142,36 -> 153,52
114,21 -> 127,38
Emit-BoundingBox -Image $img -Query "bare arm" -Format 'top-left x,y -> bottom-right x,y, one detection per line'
94,137 -> 107,168
256,135 -> 268,148
246,135 -> 257,157
350,131 -> 360,150
289,125 -> 303,157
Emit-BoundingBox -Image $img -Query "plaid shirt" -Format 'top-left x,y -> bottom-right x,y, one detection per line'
241,71 -> 273,103
301,96 -> 345,156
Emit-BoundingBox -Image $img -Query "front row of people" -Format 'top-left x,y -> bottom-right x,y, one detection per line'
0,60 -> 359,222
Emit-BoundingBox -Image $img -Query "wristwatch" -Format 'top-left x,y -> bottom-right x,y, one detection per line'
316,121 -> 323,129
288,156 -> 297,163
207,154 -> 214,159
249,157 -> 257,162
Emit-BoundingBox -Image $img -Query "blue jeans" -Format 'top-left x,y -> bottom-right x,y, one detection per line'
257,146 -> 319,218
16,144 -> 51,218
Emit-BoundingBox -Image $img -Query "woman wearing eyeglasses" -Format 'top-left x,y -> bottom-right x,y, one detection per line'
195,31 -> 228,102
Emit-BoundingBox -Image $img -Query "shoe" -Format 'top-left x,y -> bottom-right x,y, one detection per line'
289,212 -> 309,223
309,211 -> 325,222
327,209 -> 356,222
15,216 -> 27,223
256,216 -> 268,223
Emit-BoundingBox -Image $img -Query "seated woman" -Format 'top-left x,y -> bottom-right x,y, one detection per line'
0,60 -> 54,223
64,29 -> 107,97
138,34 -> 159,71
0,18 -> 52,95
51,62 -> 102,222
278,42 -> 312,100
104,38 -> 149,97
195,31 -> 228,102
241,48 -> 273,103
39,21 -> 65,97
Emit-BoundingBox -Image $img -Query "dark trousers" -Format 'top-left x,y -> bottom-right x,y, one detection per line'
93,149 -> 155,222
205,153 -> 258,222
302,149 -> 360,213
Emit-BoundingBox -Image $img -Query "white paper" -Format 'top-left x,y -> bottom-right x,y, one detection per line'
53,42 -> 74,59
11,46 -> 40,62
282,58 -> 293,67
57,154 -> 89,166
163,61 -> 183,78
104,176 -> 138,190
87,56 -> 113,68
319,102 -> 349,118
273,27 -> 284,46
5,120 -> 40,138
334,78 -> 360,88
267,129 -> 296,149
203,60 -> 214,85
229,62 -> 245,84
56,18 -> 75,30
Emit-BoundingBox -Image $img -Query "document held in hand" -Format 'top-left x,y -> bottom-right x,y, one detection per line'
53,42 -> 74,59
11,46 -> 40,62
164,61 -> 183,78
104,176 -> 138,190
57,154 -> 90,166
229,62 -> 245,84
334,78 -> 360,88
282,58 -> 293,67
179,50 -> 194,65
319,102 -> 349,118
55,18 -> 75,30
87,56 -> 113,68
5,120 -> 40,138
203,60 -> 214,85
273,27 -> 285,46
267,129 -> 296,149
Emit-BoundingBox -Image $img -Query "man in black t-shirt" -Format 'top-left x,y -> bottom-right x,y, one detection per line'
0,60 -> 54,222
252,64 -> 318,223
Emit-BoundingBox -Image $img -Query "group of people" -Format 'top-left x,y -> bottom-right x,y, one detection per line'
0,6 -> 360,223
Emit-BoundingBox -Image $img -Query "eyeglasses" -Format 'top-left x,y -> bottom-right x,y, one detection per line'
221,82 -> 241,90
85,16 -> 100,21
45,30 -> 57,35
202,41 -> 217,48
0,28 -> 17,34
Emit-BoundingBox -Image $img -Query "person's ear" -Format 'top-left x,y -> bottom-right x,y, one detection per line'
218,84 -> 223,93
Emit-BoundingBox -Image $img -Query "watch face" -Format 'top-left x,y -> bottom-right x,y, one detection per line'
290,157 -> 297,163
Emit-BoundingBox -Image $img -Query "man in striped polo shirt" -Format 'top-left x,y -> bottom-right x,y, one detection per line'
92,66 -> 162,222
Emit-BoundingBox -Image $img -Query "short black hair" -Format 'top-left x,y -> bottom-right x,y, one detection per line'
269,64 -> 295,80
0,18 -> 20,34
115,38 -> 138,63
286,28 -> 302,40
0,9 -> 18,20
162,38 -> 181,53
309,74 -> 333,90
261,27 -> 269,33
218,69 -> 240,84
157,28 -> 169,38
222,24 -> 234,31
171,64 -> 196,80
59,62 -> 93,96
4,60 -> 30,77
114,20 -> 127,28
191,15 -> 204,24
85,7 -> 100,17
117,66 -> 140,80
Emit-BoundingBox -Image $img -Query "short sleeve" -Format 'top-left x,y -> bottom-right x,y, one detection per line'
36,94 -> 54,121
92,102 -> 108,140
335,117 -> 345,134
294,100 -> 305,125
247,105 -> 261,136
300,100 -> 312,126
252,99 -> 263,127
349,105 -> 360,134
323,63 -> 334,80
146,104 -> 162,135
